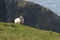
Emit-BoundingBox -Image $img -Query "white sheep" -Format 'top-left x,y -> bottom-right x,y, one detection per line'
14,16 -> 24,24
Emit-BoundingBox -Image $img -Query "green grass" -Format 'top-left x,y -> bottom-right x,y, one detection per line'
0,22 -> 60,40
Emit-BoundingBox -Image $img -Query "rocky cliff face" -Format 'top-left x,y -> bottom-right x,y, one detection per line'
5,0 -> 18,22
0,0 -> 60,32
0,0 -> 7,22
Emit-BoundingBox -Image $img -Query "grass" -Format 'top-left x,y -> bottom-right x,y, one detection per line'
0,22 -> 60,40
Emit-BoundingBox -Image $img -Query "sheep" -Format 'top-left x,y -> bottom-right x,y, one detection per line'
14,16 -> 24,24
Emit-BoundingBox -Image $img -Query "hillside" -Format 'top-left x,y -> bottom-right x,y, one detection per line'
0,22 -> 60,40
0,0 -> 60,32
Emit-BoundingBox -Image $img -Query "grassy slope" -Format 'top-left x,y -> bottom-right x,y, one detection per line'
0,22 -> 60,40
